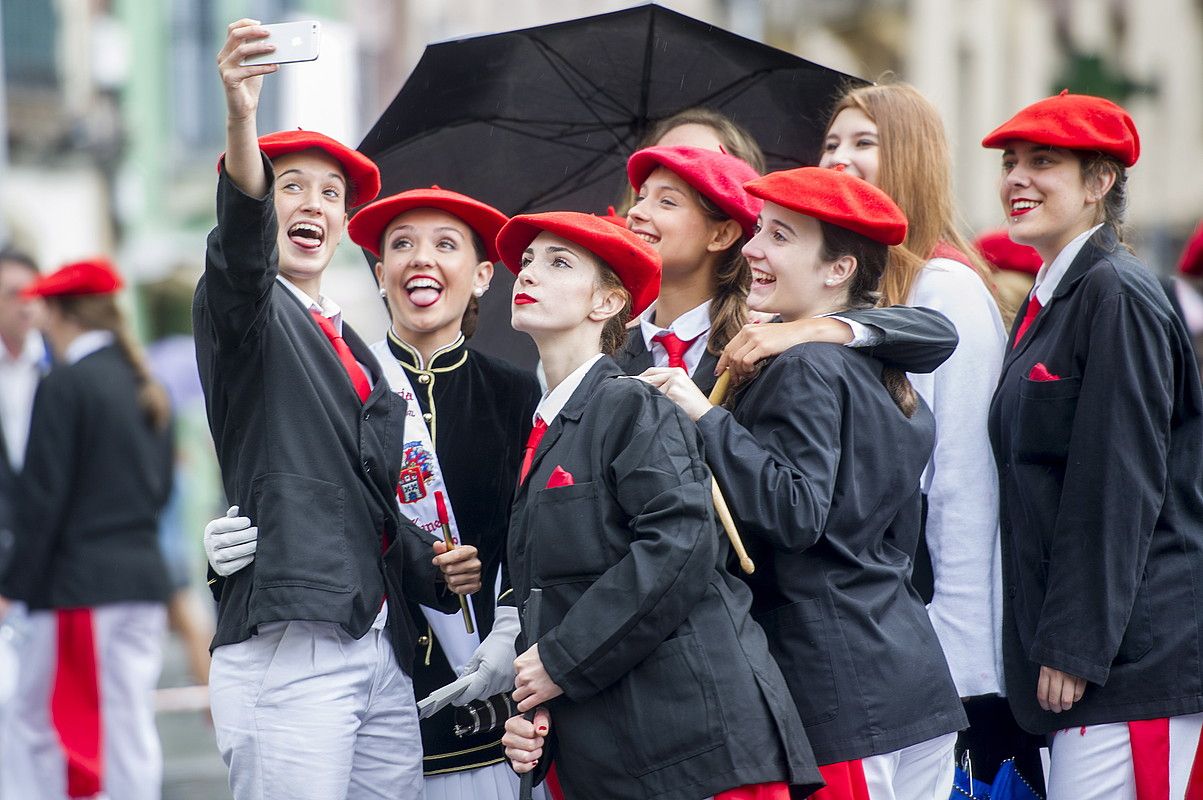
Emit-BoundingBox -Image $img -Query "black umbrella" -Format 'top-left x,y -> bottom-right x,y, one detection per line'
360,3 -> 866,215
357,3 -> 867,369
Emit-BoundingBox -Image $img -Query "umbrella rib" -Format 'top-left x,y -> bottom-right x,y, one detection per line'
525,37 -> 632,148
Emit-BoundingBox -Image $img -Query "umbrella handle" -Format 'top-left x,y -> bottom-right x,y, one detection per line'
706,370 -> 753,574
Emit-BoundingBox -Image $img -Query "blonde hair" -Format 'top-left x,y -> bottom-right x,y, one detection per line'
828,83 -> 1009,321
692,190 -> 750,356
50,294 -> 172,431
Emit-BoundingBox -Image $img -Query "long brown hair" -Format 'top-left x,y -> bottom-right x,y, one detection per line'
693,190 -> 750,356
50,294 -> 172,431
828,83 -> 1009,322
820,221 -> 918,417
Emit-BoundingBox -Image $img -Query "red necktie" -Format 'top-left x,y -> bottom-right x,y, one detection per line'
518,416 -> 548,486
310,310 -> 371,402
1012,296 -> 1043,349
654,331 -> 696,370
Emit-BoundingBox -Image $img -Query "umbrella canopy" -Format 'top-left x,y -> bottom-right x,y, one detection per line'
359,3 -> 867,216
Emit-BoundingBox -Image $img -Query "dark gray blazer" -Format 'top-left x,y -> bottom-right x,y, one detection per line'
697,342 -> 966,764
989,226 -> 1203,733
508,357 -> 822,799
194,159 -> 454,672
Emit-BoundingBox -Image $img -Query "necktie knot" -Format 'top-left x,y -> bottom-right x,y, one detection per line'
518,416 -> 548,487
654,331 -> 696,370
310,309 -> 371,402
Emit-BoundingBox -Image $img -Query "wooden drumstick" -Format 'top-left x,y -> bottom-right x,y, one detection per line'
435,490 -> 475,634
707,371 -> 754,575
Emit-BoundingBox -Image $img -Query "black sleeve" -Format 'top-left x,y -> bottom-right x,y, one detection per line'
199,155 -> 280,351
2,372 -> 79,599
497,371 -> 543,610
695,351 -> 842,552
841,305 -> 960,374
389,520 -> 460,613
537,385 -> 717,701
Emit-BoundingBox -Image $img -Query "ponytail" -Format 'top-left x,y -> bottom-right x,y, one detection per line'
51,295 -> 172,431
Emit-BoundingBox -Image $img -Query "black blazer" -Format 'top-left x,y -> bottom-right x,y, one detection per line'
194,159 -> 453,672
989,226 -> 1203,733
2,346 -> 174,609
508,357 -> 822,800
613,305 -> 959,391
0,423 -> 16,578
698,342 -> 966,764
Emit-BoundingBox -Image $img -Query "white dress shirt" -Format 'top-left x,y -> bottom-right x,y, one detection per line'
534,353 -> 605,426
0,332 -> 48,470
64,330 -> 116,366
1031,224 -> 1103,307
639,300 -> 712,375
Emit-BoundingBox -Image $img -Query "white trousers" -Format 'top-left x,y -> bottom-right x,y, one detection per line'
0,603 -> 166,800
812,732 -> 957,800
1046,712 -> 1203,800
210,616 -> 424,800
423,761 -> 546,800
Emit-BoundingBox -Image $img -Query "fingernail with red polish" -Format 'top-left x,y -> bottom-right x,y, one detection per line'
536,725 -> 548,735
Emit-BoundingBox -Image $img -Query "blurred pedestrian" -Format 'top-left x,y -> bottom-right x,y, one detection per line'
0,257 -> 174,800
984,92 -> 1203,798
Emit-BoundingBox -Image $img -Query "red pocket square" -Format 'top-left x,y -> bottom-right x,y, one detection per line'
1029,362 -> 1060,382
546,466 -> 574,489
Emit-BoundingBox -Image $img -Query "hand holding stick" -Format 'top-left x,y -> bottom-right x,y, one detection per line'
435,491 -> 475,634
707,372 -> 755,575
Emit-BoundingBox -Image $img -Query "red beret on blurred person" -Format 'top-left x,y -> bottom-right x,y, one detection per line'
349,187 -> 508,261
218,129 -> 382,207
1179,222 -> 1203,278
975,228 -> 1043,276
22,257 -> 124,299
627,145 -> 762,238
497,211 -> 662,318
981,91 -> 1140,168
744,166 -> 908,246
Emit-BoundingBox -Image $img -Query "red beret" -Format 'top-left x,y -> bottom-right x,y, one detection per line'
218,129 -> 382,207
1179,222 -> 1203,277
744,167 -> 907,246
981,91 -> 1140,168
348,188 -> 508,261
22,258 -> 123,299
974,229 -> 1043,276
627,145 -> 762,238
496,212 -> 662,318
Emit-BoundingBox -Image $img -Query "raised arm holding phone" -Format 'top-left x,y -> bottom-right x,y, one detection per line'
196,20 -> 480,800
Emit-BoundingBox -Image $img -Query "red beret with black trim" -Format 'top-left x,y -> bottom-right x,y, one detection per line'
627,145 -> 762,238
1179,222 -> 1203,277
349,187 -> 509,261
974,228 -> 1043,276
496,211 -> 662,318
218,129 -> 382,207
21,257 -> 124,298
744,167 -> 908,246
981,91 -> 1140,168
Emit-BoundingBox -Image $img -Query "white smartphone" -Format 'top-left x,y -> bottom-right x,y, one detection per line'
241,20 -> 321,66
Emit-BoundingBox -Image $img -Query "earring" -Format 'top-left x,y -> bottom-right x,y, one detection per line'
824,279 -> 835,286
379,287 -> 387,298
474,286 -> 486,298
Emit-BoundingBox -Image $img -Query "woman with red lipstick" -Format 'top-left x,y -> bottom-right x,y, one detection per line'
645,166 -> 966,800
496,212 -> 821,800
984,93 -> 1203,798
347,188 -> 543,800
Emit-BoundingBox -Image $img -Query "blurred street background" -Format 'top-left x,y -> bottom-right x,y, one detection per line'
3,1 -> 1203,797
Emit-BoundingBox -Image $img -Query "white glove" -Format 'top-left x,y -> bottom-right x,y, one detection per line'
451,605 -> 520,706
204,505 -> 258,577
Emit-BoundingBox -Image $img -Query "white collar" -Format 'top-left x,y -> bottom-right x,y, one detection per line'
1032,224 -> 1103,307
534,353 -> 604,426
278,275 -> 343,333
639,299 -> 712,351
65,330 -> 115,365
